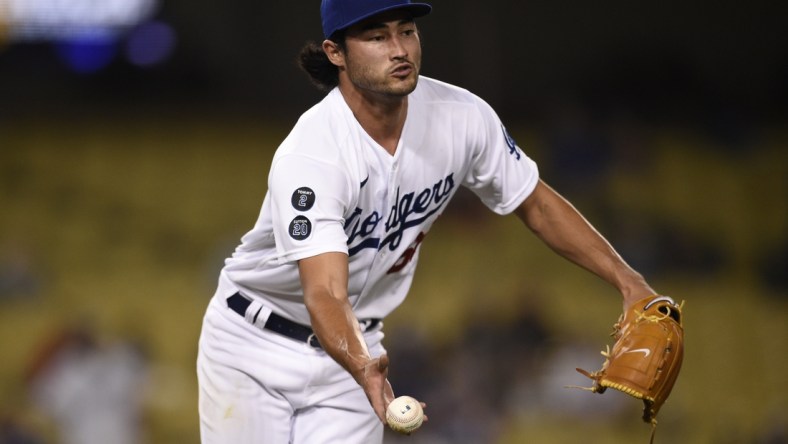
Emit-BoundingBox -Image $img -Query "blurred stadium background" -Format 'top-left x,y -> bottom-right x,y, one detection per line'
0,1 -> 785,443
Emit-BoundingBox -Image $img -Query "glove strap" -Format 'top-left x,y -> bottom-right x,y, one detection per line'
649,419 -> 657,444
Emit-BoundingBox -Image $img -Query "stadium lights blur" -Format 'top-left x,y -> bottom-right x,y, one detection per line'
0,0 -> 158,40
0,0 -> 175,73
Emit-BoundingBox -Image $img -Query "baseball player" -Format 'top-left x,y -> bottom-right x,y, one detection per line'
197,0 -> 659,443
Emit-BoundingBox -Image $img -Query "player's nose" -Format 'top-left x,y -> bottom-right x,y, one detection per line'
389,36 -> 408,59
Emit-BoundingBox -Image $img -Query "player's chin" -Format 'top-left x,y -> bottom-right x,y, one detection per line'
387,76 -> 419,96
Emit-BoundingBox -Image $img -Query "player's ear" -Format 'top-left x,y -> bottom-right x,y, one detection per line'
322,39 -> 345,67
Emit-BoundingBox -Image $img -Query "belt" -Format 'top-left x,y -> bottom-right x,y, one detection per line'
226,292 -> 380,349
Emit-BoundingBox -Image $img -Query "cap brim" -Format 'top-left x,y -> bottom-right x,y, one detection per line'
330,4 -> 432,38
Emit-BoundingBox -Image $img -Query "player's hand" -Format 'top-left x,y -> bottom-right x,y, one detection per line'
353,354 -> 396,423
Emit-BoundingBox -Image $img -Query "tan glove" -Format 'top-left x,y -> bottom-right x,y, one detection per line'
574,295 -> 684,442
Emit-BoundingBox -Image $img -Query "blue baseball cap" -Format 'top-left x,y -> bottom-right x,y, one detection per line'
321,0 -> 432,39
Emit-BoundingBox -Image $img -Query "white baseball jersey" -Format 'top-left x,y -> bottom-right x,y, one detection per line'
220,75 -> 539,325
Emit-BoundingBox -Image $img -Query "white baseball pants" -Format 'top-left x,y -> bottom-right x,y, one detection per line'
197,292 -> 386,444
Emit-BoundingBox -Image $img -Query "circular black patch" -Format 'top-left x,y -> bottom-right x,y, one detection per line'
288,216 -> 312,240
291,187 -> 315,211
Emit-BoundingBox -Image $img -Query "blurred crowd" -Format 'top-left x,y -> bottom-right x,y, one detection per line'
1,113 -> 785,443
0,320 -> 149,444
382,292 -> 630,444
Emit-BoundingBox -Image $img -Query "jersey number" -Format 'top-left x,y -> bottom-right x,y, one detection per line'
387,232 -> 425,274
292,221 -> 309,237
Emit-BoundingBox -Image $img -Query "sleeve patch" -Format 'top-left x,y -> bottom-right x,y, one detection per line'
291,187 -> 316,211
502,124 -> 521,160
288,216 -> 312,240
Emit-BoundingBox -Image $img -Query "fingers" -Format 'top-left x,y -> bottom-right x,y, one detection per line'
383,378 -> 395,407
378,353 -> 389,372
374,401 -> 387,424
358,355 -> 392,424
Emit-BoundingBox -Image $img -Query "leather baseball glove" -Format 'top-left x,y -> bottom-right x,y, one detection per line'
573,295 -> 684,442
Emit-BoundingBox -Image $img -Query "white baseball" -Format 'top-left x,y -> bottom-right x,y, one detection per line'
386,395 -> 424,434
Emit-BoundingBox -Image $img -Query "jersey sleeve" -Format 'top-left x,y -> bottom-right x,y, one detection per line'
463,96 -> 540,215
268,153 -> 351,264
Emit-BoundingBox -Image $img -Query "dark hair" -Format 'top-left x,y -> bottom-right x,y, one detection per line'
297,33 -> 346,91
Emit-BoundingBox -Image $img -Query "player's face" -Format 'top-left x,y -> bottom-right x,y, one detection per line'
340,12 -> 422,98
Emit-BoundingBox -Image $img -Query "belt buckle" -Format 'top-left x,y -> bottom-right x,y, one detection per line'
306,332 -> 321,349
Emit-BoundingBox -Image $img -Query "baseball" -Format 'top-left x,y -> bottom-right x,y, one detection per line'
386,396 -> 424,434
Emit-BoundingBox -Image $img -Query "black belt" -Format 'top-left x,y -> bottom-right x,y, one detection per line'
226,292 -> 380,349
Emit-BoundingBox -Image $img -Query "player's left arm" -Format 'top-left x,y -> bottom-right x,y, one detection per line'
514,180 -> 655,308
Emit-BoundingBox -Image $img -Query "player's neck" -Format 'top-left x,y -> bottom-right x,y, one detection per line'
339,85 -> 408,155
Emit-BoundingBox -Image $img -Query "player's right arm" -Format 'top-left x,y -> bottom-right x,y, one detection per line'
298,252 -> 395,423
